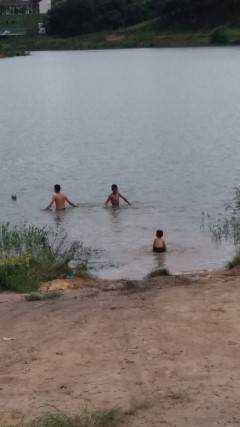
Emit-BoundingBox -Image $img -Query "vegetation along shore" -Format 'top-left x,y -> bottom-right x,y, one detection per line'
1,0 -> 240,56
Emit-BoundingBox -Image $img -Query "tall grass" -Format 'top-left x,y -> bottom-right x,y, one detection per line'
207,187 -> 240,269
207,187 -> 240,245
0,223 -> 90,292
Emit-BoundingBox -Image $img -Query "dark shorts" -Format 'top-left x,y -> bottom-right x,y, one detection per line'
153,247 -> 166,253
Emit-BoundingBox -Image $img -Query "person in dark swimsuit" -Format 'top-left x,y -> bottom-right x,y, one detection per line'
153,230 -> 166,253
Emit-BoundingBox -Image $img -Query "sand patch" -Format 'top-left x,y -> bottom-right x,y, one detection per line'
40,277 -> 96,291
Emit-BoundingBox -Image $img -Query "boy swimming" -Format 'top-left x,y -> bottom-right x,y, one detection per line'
45,184 -> 78,210
105,184 -> 131,207
153,230 -> 166,253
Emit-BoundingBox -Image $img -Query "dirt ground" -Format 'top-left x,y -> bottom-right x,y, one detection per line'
1,269 -> 240,426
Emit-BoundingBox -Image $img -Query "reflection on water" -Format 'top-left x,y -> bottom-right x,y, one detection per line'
0,48 -> 239,278
153,252 -> 167,270
52,210 -> 67,227
106,206 -> 122,224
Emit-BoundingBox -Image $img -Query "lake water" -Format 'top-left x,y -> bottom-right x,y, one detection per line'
1,47 -> 240,279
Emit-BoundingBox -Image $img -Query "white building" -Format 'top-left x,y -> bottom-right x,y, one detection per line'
39,0 -> 51,14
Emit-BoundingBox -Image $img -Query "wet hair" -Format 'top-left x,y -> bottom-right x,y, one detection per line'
111,184 -> 118,191
156,230 -> 163,238
54,184 -> 61,192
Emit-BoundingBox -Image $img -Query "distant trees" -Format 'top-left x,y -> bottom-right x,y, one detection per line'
46,0 -> 240,36
47,0 -> 153,36
152,0 -> 240,29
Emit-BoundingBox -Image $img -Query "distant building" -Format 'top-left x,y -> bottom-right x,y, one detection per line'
39,0 -> 51,14
0,0 -> 52,14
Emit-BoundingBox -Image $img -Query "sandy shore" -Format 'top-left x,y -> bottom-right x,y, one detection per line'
0,268 -> 240,426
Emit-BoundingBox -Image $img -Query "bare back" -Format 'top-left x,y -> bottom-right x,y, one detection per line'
53,192 -> 67,210
153,237 -> 166,249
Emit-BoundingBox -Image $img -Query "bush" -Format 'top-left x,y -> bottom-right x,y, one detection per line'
148,267 -> 170,278
210,26 -> 230,45
0,224 -> 90,292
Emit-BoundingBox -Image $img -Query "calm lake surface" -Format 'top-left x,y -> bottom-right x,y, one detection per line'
1,48 -> 240,278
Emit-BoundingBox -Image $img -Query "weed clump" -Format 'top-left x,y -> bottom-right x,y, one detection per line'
148,267 -> 170,278
28,407 -> 122,427
228,252 -> 240,269
0,223 -> 90,293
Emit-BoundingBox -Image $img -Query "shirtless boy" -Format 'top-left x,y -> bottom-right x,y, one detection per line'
153,230 -> 166,253
45,184 -> 78,210
105,184 -> 131,207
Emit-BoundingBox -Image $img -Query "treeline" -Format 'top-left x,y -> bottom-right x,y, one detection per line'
152,0 -> 240,29
46,0 -> 240,37
47,0 -> 153,36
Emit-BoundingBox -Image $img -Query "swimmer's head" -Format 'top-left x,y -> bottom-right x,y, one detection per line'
156,230 -> 163,238
111,184 -> 118,193
54,184 -> 61,193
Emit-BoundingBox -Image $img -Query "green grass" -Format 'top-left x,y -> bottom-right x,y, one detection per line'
1,31 -> 209,52
148,267 -> 170,278
0,14 -> 43,32
0,223 -> 90,293
28,408 -> 122,427
25,291 -> 62,301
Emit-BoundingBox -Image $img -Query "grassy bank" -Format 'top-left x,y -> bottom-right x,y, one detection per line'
2,25 -> 240,53
0,31 -> 220,51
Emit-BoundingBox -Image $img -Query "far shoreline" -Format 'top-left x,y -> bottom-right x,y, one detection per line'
1,27 -> 240,57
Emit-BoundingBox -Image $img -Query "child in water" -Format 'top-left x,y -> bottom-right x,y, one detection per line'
153,230 -> 166,253
45,184 -> 78,210
105,184 -> 131,207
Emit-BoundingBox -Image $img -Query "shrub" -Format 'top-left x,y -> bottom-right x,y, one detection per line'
0,224 -> 90,292
210,26 -> 230,45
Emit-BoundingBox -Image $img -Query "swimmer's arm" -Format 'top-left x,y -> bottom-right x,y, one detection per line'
163,239 -> 166,249
66,196 -> 78,207
119,193 -> 131,205
45,196 -> 55,210
105,195 -> 111,207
